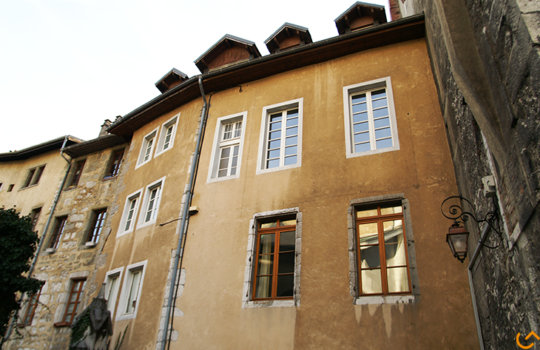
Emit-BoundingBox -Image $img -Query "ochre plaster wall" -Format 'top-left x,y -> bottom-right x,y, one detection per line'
93,38 -> 479,350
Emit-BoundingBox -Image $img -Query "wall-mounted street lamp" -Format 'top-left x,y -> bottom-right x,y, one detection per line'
441,196 -> 500,263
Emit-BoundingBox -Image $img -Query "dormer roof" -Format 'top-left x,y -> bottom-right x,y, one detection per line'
335,1 -> 387,35
194,34 -> 262,73
155,68 -> 189,94
264,23 -> 313,54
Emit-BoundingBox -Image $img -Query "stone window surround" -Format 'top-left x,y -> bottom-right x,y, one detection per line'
256,98 -> 304,175
103,147 -> 126,180
242,207 -> 301,308
105,267 -> 124,320
343,76 -> 400,158
207,111 -> 248,183
53,271 -> 90,325
80,206 -> 109,248
348,193 -> 420,305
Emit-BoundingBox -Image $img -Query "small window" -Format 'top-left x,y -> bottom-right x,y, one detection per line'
21,285 -> 43,326
257,99 -> 303,174
104,150 -> 124,178
30,208 -> 42,232
136,128 -> 159,168
343,77 -> 400,158
62,279 -> 86,325
155,115 -> 179,156
8,184 -> 14,192
116,261 -> 147,321
67,160 -> 86,188
118,189 -> 142,236
0,183 -> 3,191
105,267 -> 123,319
138,177 -> 165,228
208,112 -> 247,182
22,165 -> 46,188
49,216 -> 67,250
86,209 -> 107,244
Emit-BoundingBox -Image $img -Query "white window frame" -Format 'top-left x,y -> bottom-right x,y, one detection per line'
137,176 -> 166,229
105,267 -> 124,319
256,98 -> 303,175
207,112 -> 248,183
116,260 -> 147,321
155,114 -> 180,157
136,127 -> 159,169
343,77 -> 400,158
117,188 -> 143,237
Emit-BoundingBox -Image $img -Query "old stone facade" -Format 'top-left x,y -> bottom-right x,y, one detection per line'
397,0 -> 540,349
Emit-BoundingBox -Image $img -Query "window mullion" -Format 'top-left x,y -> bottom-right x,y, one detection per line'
272,230 -> 280,299
367,92 -> 376,151
378,219 -> 388,295
280,111 -> 286,167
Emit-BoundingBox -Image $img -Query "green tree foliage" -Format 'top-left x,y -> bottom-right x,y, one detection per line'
0,208 -> 42,338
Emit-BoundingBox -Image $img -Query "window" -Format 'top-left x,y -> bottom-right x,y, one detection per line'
136,127 -> 159,168
8,184 -> 14,192
21,285 -> 43,326
0,183 -> 3,191
137,177 -> 165,228
49,216 -> 67,250
118,189 -> 142,236
208,112 -> 247,182
243,208 -> 301,308
155,115 -> 179,156
62,279 -> 86,325
68,160 -> 85,188
30,208 -> 41,232
343,77 -> 400,158
22,165 -> 46,188
86,209 -> 107,245
257,99 -> 303,174
348,195 -> 419,304
116,261 -> 147,321
104,150 -> 124,178
105,267 -> 123,319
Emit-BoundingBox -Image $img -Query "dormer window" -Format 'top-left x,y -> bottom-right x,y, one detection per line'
334,1 -> 388,35
194,34 -> 261,73
265,23 -> 313,54
155,68 -> 188,94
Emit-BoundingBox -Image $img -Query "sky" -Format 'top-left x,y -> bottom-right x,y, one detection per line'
0,0 -> 391,153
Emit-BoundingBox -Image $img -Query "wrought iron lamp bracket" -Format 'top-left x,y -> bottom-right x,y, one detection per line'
441,195 -> 497,226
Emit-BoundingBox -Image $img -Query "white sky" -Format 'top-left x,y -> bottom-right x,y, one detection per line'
0,0 -> 390,153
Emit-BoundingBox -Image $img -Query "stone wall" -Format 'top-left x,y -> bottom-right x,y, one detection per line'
399,0 -> 540,348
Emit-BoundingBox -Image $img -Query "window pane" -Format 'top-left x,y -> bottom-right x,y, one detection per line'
267,159 -> 280,168
385,234 -> 407,267
218,169 -> 227,177
268,140 -> 281,149
220,147 -> 230,158
285,146 -> 297,156
358,223 -> 378,245
270,121 -> 282,131
355,143 -> 371,153
285,127 -> 298,137
278,253 -> 295,273
372,89 -> 386,98
351,94 -> 366,103
374,117 -> 390,129
285,136 -> 298,146
258,234 -> 275,254
353,112 -> 368,123
231,156 -> 238,168
279,231 -> 295,251
372,97 -> 387,109
257,254 -> 274,275
284,156 -> 297,166
352,103 -> 367,113
380,205 -> 402,215
353,122 -> 369,133
354,132 -> 370,144
376,138 -> 393,150
375,127 -> 392,139
260,221 -> 277,228
268,149 -> 280,159
373,107 -> 389,119
361,269 -> 382,294
387,267 -> 410,293
287,109 -> 298,118
66,304 -> 75,314
286,118 -> 298,127
270,113 -> 282,122
255,276 -> 272,298
360,245 -> 380,268
276,275 -> 294,297
219,158 -> 229,169
269,130 -> 281,140
279,219 -> 296,227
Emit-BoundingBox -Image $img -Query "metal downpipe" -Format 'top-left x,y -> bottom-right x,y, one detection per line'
160,77 -> 208,350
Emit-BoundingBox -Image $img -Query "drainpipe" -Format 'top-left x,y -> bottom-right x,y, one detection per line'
160,77 -> 209,350
3,136 -> 72,342
467,223 -> 491,350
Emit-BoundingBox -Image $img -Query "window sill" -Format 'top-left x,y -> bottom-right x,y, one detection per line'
102,175 -> 117,182
346,146 -> 400,159
242,299 -> 296,309
19,184 -> 38,191
354,294 -> 415,305
256,163 -> 301,175
207,174 -> 240,183
53,322 -> 71,328
45,248 -> 56,254
17,323 -> 29,328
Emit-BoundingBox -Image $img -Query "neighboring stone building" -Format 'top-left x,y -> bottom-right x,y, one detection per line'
393,1 -> 540,349
84,4 -> 478,350
1,131 -> 129,350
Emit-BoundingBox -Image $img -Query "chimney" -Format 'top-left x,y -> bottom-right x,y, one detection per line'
99,119 -> 113,137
